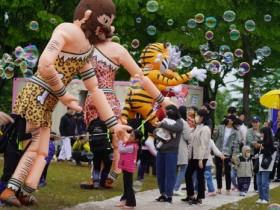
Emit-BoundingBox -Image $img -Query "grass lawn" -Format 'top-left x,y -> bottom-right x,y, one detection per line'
0,160 -> 158,210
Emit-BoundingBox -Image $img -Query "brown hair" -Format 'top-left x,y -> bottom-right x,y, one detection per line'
73,0 -> 116,45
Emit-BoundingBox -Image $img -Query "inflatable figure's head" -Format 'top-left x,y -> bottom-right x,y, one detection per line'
139,43 -> 181,74
74,0 -> 116,45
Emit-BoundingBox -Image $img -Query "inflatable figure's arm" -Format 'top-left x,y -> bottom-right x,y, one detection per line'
38,25 -> 82,111
81,63 -> 131,135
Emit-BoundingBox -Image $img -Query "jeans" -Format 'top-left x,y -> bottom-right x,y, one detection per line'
174,164 -> 187,191
231,168 -> 238,189
257,171 -> 271,202
156,152 -> 178,197
205,166 -> 215,193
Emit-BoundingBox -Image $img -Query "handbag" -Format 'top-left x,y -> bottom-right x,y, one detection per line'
261,154 -> 272,169
253,158 -> 259,174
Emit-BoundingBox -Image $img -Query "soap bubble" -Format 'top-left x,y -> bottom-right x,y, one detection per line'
109,153 -> 115,160
254,88 -> 260,95
209,101 -> 217,109
167,19 -> 174,26
222,52 -> 234,63
264,14 -> 272,22
133,181 -> 143,192
205,17 -> 217,28
205,31 -> 214,40
229,24 -> 237,30
267,203 -> 280,210
234,49 -> 243,57
204,51 -> 213,61
239,62 -> 250,74
131,39 -> 140,48
111,36 -> 120,43
122,44 -> 128,49
223,10 -> 236,22
229,29 -> 240,41
208,60 -> 221,74
212,51 -> 219,59
195,13 -> 205,23
50,18 -> 56,24
199,44 -> 209,55
136,17 -> 142,23
262,46 -> 271,57
30,21 -> 39,31
147,25 -> 156,35
245,20 -> 256,31
179,55 -> 193,68
255,49 -> 264,59
187,19 -> 196,28
146,1 -> 159,12
219,45 -> 231,56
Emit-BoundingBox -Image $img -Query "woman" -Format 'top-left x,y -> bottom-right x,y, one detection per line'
213,115 -> 240,195
154,104 -> 183,204
173,106 -> 192,196
184,109 -> 210,205
256,127 -> 277,204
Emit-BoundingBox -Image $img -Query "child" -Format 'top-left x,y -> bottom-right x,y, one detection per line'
232,145 -> 253,196
39,132 -> 58,187
187,106 -> 198,130
116,130 -> 143,209
154,107 -> 179,149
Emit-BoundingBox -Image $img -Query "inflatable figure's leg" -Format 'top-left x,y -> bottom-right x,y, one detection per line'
106,133 -> 121,188
0,122 -> 49,207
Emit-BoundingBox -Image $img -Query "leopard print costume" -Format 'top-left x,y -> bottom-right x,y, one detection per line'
84,46 -> 121,126
14,47 -> 94,128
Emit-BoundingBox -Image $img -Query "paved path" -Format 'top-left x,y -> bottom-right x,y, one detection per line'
64,181 -> 280,210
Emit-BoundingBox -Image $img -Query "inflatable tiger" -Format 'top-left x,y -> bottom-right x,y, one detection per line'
122,42 -> 194,126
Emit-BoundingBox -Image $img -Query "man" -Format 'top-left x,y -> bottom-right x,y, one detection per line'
58,108 -> 76,162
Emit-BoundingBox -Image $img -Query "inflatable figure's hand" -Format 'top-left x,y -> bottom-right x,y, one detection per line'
0,112 -> 14,126
110,124 -> 132,139
58,92 -> 82,112
190,67 -> 207,82
170,85 -> 182,94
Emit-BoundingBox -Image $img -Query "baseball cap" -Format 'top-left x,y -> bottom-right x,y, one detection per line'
252,116 -> 261,122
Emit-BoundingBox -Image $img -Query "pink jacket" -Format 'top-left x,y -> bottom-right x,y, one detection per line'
118,142 -> 138,173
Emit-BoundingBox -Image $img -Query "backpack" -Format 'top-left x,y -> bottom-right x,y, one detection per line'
87,118 -> 110,152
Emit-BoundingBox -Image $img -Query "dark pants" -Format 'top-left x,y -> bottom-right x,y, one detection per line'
137,150 -> 155,179
215,156 -> 231,190
92,149 -> 112,187
252,158 -> 258,190
237,177 -> 251,193
40,164 -> 50,181
120,170 -> 136,207
185,159 -> 207,199
72,151 -> 91,165
270,160 -> 280,180
1,140 -> 22,183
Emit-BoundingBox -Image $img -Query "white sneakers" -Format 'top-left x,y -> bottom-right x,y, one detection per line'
173,190 -> 186,196
256,199 -> 269,204
239,192 -> 246,196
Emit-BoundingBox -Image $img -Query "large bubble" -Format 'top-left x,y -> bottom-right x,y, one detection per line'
2,53 -> 12,63
255,49 -> 264,59
205,17 -> 217,28
262,46 -> 271,57
131,39 -> 140,48
223,10 -> 236,22
30,21 -> 39,31
264,14 -> 272,22
205,31 -> 214,40
187,19 -> 196,28
229,29 -> 240,41
133,181 -> 143,192
147,25 -> 156,35
239,62 -> 250,74
23,69 -> 33,78
204,51 -> 213,61
234,49 -> 243,57
195,13 -> 205,23
209,101 -> 218,109
179,55 -> 193,68
245,20 -> 256,31
208,60 -> 221,74
146,1 -> 159,12
222,52 -> 234,63
199,44 -> 209,55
